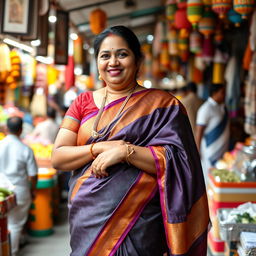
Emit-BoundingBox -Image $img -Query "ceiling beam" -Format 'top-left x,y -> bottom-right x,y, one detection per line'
67,0 -> 123,13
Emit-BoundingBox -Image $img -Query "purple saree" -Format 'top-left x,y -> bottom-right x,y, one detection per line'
61,89 -> 210,256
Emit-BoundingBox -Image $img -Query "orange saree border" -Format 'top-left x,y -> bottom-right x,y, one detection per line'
87,172 -> 157,256
150,146 -> 210,255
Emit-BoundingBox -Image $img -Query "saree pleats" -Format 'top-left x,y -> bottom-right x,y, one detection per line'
62,89 -> 210,256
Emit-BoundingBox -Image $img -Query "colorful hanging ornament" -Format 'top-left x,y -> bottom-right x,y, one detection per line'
202,36 -> 214,63
233,0 -> 255,19
174,8 -> 192,30
187,0 -> 204,29
228,9 -> 243,26
168,29 -> 179,55
166,0 -> 177,24
89,8 -> 107,35
176,0 -> 187,9
178,29 -> 190,62
212,0 -> 232,19
189,30 -> 203,53
198,10 -> 216,38
160,40 -> 170,69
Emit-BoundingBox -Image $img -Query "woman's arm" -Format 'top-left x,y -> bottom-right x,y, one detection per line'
51,128 -> 94,171
91,142 -> 157,178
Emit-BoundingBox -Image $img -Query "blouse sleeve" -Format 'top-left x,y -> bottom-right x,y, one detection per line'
60,94 -> 83,133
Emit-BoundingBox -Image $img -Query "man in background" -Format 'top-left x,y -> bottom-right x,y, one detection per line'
195,83 -> 230,182
0,116 -> 38,256
180,82 -> 204,135
30,106 -> 59,144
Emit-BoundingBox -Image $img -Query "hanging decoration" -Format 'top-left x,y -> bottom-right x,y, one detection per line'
189,30 -> 203,53
211,0 -> 232,19
178,29 -> 190,62
73,36 -> 84,65
168,29 -> 179,55
174,8 -> 192,30
187,0 -> 204,29
176,0 -> 187,9
202,37 -> 214,64
228,9 -> 243,26
166,0 -> 177,25
89,8 -> 107,35
198,10 -> 216,38
233,0 -> 255,19
160,40 -> 170,69
228,9 -> 242,27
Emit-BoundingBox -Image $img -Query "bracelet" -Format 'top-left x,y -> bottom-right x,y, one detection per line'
90,143 -> 96,159
125,143 -> 135,165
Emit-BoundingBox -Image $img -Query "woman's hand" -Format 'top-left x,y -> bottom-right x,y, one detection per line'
93,140 -> 125,155
91,144 -> 126,178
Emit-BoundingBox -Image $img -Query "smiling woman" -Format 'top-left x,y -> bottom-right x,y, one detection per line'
51,25 -> 210,256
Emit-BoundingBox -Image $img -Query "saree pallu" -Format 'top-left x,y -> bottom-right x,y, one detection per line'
61,89 -> 210,256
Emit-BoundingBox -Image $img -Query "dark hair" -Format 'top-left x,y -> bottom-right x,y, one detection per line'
47,106 -> 56,119
209,83 -> 225,97
187,82 -> 197,93
93,25 -> 143,64
7,116 -> 23,134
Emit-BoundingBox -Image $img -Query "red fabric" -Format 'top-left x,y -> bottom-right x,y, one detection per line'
65,56 -> 75,90
65,91 -> 98,124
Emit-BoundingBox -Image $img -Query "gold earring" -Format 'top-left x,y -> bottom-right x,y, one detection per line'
98,75 -> 102,80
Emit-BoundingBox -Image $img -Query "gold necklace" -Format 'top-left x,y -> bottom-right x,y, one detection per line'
92,85 -> 138,139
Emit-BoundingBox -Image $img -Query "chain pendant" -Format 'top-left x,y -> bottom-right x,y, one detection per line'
92,131 -> 99,138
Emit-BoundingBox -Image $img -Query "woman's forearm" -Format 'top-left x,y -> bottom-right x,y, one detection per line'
127,145 -> 157,175
51,145 -> 94,171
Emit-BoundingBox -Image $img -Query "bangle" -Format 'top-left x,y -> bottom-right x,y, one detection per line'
125,143 -> 135,165
90,143 -> 96,159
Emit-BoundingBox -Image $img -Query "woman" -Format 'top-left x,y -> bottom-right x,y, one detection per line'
52,26 -> 210,256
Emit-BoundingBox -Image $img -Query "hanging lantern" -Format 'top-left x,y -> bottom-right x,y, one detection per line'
160,41 -> 170,69
190,30 -> 203,53
228,9 -> 242,26
166,0 -> 177,24
89,8 -> 107,35
233,0 -> 255,19
213,63 -> 225,83
187,0 -> 204,29
74,36 -> 84,65
178,29 -> 190,62
168,29 -> 179,55
212,0 -> 232,18
176,0 -> 187,9
175,8 -> 192,30
202,37 -> 214,63
198,10 -> 216,38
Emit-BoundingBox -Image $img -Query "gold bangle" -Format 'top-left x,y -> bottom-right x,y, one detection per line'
125,143 -> 135,165
90,143 -> 96,159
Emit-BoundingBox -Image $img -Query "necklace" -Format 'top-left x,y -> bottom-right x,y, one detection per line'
92,85 -> 138,139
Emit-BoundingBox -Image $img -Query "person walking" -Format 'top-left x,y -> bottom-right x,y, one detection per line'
195,83 -> 230,181
52,25 -> 209,256
0,116 -> 38,256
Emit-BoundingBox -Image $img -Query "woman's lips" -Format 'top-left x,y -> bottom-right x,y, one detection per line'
108,69 -> 122,76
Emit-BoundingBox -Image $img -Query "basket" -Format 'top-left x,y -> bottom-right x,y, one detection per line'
217,208 -> 256,241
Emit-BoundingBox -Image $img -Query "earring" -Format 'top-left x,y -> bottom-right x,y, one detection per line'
98,75 -> 102,80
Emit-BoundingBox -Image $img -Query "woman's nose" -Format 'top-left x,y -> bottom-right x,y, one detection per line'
109,55 -> 119,65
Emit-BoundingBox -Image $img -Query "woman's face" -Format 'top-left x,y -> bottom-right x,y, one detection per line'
97,35 -> 138,90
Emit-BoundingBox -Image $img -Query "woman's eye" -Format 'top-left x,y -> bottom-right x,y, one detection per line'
100,54 -> 110,59
118,52 -> 128,58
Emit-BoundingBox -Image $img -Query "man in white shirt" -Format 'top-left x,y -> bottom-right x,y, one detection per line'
30,107 -> 59,144
0,117 -> 38,256
195,84 -> 230,182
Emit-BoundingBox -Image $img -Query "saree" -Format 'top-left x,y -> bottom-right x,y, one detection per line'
61,88 -> 210,256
